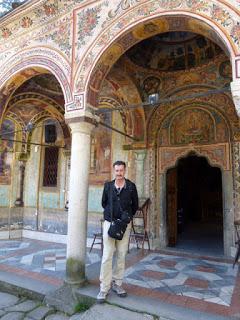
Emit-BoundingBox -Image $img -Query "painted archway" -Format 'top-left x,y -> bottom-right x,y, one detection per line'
0,47 -> 73,118
73,2 -> 240,110
154,103 -> 234,256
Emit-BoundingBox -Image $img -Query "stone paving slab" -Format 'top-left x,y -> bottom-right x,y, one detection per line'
77,284 -> 234,320
0,292 -> 19,308
0,310 -> 6,317
45,314 -> 70,320
4,300 -> 39,312
69,304 -> 154,320
26,306 -> 55,320
0,312 -> 24,320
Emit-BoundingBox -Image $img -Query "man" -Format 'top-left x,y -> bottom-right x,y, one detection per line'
97,160 -> 139,303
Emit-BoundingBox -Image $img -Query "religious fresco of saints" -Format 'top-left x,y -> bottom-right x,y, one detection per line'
219,60 -> 232,80
142,76 -> 161,102
170,109 -> 215,145
126,31 -> 223,74
0,119 -> 15,185
89,111 -> 112,184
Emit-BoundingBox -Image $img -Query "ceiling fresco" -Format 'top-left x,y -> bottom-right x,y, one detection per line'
121,53 -> 232,105
1,73 -> 66,142
14,74 -> 64,106
8,101 -> 46,123
126,32 -> 223,72
86,15 -> 231,106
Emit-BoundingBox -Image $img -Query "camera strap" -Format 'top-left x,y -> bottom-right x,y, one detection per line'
109,181 -> 113,223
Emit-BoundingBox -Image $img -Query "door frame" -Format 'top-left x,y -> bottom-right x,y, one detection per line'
157,144 -> 234,256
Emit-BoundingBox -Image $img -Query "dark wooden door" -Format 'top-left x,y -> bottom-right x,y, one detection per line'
167,168 -> 178,246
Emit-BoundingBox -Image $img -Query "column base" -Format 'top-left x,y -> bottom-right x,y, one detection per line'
65,257 -> 87,287
14,198 -> 24,207
44,283 -> 94,315
64,278 -> 88,286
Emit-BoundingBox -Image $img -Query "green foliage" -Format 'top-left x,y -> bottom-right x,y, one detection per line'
74,301 -> 90,313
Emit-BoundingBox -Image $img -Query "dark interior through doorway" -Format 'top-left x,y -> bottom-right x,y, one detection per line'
167,155 -> 223,255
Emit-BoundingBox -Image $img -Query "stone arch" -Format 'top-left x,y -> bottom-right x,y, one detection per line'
5,92 -> 70,155
99,73 -> 146,141
74,4 -> 238,108
0,47 -> 73,110
8,92 -> 65,117
159,144 -> 231,175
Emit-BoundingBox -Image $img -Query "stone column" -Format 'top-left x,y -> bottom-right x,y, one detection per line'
14,160 -> 26,207
134,150 -> 146,198
222,170 -> 234,256
232,141 -> 240,222
65,118 -> 95,285
231,80 -> 240,117
159,173 -> 167,248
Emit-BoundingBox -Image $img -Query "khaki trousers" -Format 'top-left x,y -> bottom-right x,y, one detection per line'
99,220 -> 131,292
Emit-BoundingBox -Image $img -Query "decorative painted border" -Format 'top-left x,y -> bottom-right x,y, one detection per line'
74,0 -> 239,102
0,47 -> 73,106
65,93 -> 85,111
158,143 -> 231,173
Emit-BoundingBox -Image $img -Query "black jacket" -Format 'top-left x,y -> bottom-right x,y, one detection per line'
102,179 -> 139,222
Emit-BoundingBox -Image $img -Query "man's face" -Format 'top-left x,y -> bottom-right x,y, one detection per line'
113,164 -> 126,181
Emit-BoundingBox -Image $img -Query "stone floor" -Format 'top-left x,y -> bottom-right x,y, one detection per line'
0,291 -> 158,320
0,238 -> 239,319
124,252 -> 237,306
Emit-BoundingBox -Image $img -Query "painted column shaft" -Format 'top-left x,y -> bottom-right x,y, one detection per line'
159,173 -> 167,248
66,121 -> 94,284
134,150 -> 146,198
232,141 -> 240,222
222,170 -> 234,256
231,80 -> 240,117
14,160 -> 25,207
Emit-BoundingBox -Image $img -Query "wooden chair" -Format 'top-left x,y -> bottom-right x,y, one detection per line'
89,219 -> 104,253
128,198 -> 151,251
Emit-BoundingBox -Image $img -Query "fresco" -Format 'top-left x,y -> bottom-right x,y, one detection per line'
0,68 -> 44,121
141,76 -> 162,102
122,51 -> 231,109
219,60 -> 232,80
159,143 -> 231,174
158,106 -> 230,147
14,74 -> 65,107
8,103 -> 43,123
85,10 -> 234,106
170,109 -> 215,145
89,111 -> 112,185
0,119 -> 14,184
126,32 -> 222,71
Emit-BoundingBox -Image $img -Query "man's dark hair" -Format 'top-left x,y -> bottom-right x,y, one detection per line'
113,160 -> 126,168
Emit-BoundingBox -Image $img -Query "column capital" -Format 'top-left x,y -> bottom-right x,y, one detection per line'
65,110 -> 99,135
67,120 -> 96,136
231,80 -> 240,117
134,149 -> 147,161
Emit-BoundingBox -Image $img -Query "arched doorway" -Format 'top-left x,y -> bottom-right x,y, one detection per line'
166,154 -> 223,255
